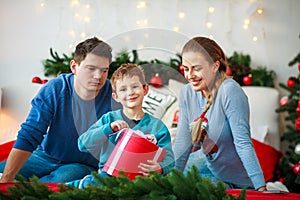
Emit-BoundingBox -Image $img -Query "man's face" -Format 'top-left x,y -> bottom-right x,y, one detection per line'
71,53 -> 110,98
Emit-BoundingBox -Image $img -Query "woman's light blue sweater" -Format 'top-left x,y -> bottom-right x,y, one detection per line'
173,78 -> 265,189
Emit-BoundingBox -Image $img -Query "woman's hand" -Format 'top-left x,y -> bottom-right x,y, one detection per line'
257,185 -> 267,191
138,160 -> 162,176
110,120 -> 129,132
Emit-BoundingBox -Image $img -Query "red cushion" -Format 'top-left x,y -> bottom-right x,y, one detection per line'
252,138 -> 283,182
0,140 -> 15,162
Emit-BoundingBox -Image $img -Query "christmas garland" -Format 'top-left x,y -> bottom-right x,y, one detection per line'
42,49 -> 275,87
0,167 -> 246,199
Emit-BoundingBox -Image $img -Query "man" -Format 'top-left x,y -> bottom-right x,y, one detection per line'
0,37 -> 114,182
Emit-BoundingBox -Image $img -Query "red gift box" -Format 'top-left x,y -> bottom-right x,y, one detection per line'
103,128 -> 166,180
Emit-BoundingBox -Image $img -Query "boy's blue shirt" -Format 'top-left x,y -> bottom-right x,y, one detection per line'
78,110 -> 175,175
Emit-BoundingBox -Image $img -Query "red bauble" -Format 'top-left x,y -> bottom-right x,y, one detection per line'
179,64 -> 184,75
225,67 -> 232,76
287,77 -> 297,88
279,96 -> 289,107
297,107 -> 300,117
32,76 -> 42,84
296,118 -> 300,131
150,73 -> 163,88
298,62 -> 300,72
243,75 -> 252,85
279,177 -> 285,183
293,163 -> 300,174
41,79 -> 48,84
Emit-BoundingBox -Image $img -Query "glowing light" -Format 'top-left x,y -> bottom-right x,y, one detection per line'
208,6 -> 215,13
74,13 -> 80,17
252,36 -> 258,41
84,16 -> 91,23
71,0 -> 80,6
243,24 -> 249,29
69,31 -> 76,38
208,35 -> 214,39
80,32 -> 86,38
173,26 -> 179,32
257,8 -> 263,14
206,21 -> 213,29
178,12 -> 185,19
40,2 -> 45,7
244,19 -> 250,25
85,4 -> 90,9
69,44 -> 73,49
137,1 -> 146,8
137,44 -> 144,49
136,19 -> 148,26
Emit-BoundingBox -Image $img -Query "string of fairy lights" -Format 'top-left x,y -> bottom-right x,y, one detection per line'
38,0 -> 264,49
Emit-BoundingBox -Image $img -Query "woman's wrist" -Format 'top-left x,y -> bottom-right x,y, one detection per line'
257,186 -> 267,191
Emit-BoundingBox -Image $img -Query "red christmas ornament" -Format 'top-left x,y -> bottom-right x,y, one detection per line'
279,96 -> 289,107
32,76 -> 42,84
293,162 -> 300,174
298,62 -> 300,72
287,77 -> 297,88
41,79 -> 48,84
296,118 -> 300,131
296,107 -> 300,117
225,67 -> 232,76
150,73 -> 163,88
243,74 -> 252,85
179,64 -> 184,75
279,177 -> 285,183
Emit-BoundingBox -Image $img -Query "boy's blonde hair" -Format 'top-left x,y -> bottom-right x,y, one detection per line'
110,63 -> 147,92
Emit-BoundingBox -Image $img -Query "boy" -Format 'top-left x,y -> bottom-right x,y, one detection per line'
69,63 -> 174,188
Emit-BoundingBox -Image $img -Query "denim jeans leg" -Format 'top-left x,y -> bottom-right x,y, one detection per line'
184,150 -> 220,185
39,163 -> 96,183
17,149 -> 58,179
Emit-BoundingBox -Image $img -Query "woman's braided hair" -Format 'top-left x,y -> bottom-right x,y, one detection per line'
181,37 -> 228,145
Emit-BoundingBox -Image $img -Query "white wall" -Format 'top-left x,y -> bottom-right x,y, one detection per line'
0,0 -> 299,95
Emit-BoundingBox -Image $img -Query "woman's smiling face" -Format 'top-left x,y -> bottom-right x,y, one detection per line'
182,51 -> 219,95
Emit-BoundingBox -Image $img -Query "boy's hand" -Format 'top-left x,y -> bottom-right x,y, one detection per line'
138,160 -> 162,176
110,120 -> 129,132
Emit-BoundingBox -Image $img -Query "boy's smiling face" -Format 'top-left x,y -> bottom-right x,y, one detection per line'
113,75 -> 148,110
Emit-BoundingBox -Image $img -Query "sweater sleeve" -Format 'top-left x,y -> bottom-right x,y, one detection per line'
14,80 -> 59,152
221,82 -> 265,189
78,114 -> 113,155
173,85 -> 194,171
155,125 -> 175,175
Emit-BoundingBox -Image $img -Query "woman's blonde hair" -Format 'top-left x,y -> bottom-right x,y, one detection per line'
181,36 -> 228,144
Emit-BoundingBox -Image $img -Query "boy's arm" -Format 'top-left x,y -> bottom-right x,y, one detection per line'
78,120 -> 112,153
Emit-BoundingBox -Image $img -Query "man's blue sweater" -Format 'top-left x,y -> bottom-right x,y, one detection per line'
14,73 -> 112,168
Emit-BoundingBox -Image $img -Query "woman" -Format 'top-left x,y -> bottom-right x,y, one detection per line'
173,36 -> 266,191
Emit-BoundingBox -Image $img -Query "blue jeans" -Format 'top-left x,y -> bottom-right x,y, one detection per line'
184,150 -> 254,190
0,149 -> 96,182
184,150 -> 220,185
66,171 -> 110,188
